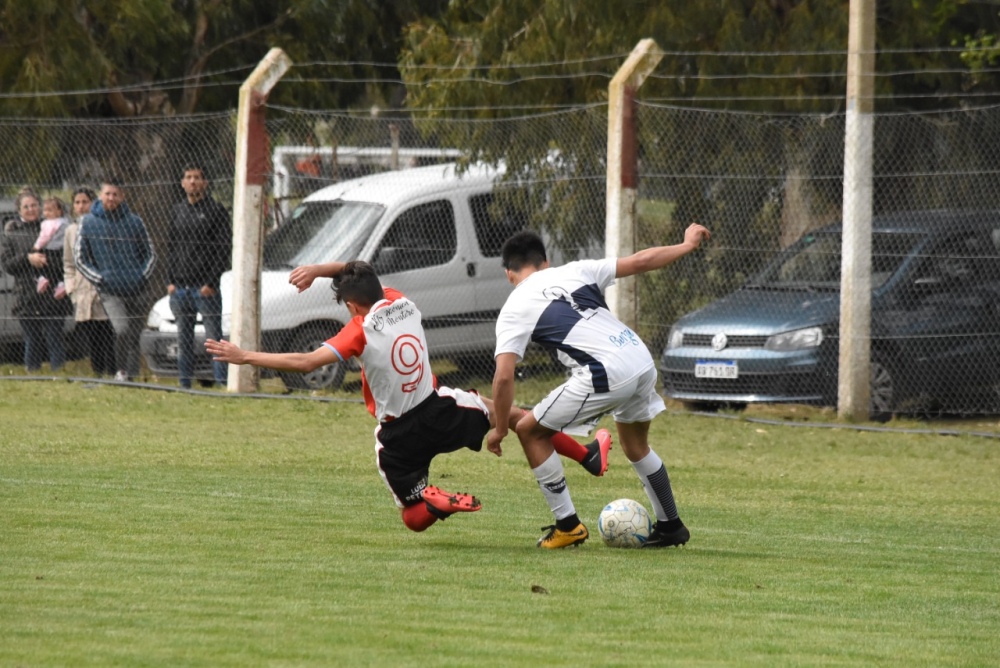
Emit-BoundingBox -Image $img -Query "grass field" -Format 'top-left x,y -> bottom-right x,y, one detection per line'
2,378 -> 999,666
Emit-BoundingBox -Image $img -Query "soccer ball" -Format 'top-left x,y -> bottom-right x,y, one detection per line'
597,498 -> 653,548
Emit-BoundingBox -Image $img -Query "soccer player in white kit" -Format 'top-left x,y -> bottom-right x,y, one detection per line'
206,260 -> 610,534
489,224 -> 710,548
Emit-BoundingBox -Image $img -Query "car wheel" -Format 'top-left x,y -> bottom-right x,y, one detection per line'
278,323 -> 346,391
869,352 -> 896,419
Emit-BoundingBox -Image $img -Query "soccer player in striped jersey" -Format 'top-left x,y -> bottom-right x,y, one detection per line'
489,224 -> 710,548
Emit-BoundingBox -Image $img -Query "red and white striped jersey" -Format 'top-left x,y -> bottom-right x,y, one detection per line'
323,287 -> 434,422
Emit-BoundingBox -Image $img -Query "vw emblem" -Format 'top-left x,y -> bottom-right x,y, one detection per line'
711,333 -> 728,351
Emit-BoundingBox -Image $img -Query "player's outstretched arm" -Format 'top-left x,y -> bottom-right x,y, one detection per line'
487,353 -> 519,455
288,261 -> 348,293
615,223 -> 710,279
205,338 -> 338,373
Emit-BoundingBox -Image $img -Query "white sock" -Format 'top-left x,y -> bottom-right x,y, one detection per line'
532,450 -> 576,520
631,450 -> 679,522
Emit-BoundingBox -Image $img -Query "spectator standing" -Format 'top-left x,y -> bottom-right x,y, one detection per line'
165,164 -> 232,388
63,187 -> 115,376
75,178 -> 156,382
0,191 -> 70,371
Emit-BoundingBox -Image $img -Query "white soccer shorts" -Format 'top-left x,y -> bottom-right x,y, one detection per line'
532,365 -> 665,433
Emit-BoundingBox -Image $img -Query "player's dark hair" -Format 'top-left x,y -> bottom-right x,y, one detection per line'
501,230 -> 547,272
101,176 -> 125,189
334,260 -> 385,307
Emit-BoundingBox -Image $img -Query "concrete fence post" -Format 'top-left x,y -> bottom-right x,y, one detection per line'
838,0 -> 876,420
606,39 -> 663,330
228,48 -> 293,393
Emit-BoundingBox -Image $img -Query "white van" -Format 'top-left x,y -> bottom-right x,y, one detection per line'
141,162 -> 530,390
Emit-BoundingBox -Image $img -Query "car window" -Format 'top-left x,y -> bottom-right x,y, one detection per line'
374,200 -> 456,273
263,200 -> 384,269
775,234 -> 842,286
756,231 -> 922,289
919,231 -> 1000,286
470,192 -> 527,258
871,232 -> 924,286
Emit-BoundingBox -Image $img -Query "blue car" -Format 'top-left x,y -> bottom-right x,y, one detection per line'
660,210 -> 1000,415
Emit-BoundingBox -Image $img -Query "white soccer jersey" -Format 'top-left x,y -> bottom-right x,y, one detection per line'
494,258 -> 655,394
324,288 -> 434,422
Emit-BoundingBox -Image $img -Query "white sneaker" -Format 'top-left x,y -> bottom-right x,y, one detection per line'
114,371 -> 129,382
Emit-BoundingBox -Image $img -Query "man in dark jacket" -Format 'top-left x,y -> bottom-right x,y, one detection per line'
76,178 -> 156,382
166,164 -> 232,388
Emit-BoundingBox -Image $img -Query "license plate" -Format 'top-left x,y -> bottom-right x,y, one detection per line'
695,360 -> 738,379
165,342 -> 179,359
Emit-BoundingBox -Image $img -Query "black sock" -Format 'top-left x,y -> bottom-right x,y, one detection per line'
555,514 -> 580,532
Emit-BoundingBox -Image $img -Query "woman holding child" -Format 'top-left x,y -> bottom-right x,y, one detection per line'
0,190 -> 70,372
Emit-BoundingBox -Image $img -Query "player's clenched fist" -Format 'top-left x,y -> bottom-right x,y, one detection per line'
684,223 -> 710,248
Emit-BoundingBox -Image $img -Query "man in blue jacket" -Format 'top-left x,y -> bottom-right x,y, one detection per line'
76,178 -> 156,382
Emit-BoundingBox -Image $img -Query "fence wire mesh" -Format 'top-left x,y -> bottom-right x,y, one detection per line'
3,102 -> 1000,416
639,104 -> 1000,416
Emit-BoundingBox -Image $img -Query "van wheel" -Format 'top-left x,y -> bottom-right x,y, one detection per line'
869,352 -> 896,420
279,324 -> 346,391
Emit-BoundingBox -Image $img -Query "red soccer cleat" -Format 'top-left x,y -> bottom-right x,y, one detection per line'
583,429 -> 613,477
422,485 -> 482,513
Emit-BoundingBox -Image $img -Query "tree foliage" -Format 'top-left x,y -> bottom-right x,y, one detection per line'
397,1 -> 1000,343
0,0 -> 449,117
399,1 -> 1000,114
397,0 -> 1000,235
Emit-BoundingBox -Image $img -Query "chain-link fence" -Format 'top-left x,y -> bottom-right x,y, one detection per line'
0,113 -> 238,383
638,104 -> 1000,416
3,102 -> 1000,415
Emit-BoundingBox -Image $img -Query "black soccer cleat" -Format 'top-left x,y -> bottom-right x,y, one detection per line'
642,520 -> 690,548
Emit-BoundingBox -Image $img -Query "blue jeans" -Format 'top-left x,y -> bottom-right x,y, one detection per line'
20,315 -> 66,372
169,287 -> 226,388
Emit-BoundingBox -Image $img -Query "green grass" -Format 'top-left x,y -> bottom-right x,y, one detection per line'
2,380 -> 999,667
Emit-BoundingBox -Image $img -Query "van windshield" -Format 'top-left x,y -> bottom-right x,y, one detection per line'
748,231 -> 923,290
263,200 -> 385,269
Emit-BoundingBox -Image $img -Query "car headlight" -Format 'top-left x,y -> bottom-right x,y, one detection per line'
765,326 -> 823,351
666,326 -> 684,350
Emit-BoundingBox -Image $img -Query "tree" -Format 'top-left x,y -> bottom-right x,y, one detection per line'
0,0 -> 450,117
397,0 -> 1000,347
